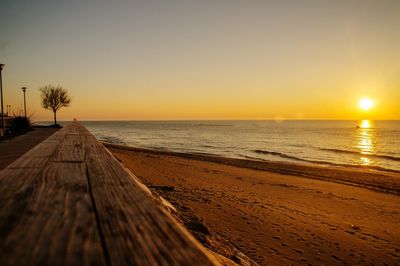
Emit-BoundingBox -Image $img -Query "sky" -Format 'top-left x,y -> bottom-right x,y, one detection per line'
1,0 -> 399,121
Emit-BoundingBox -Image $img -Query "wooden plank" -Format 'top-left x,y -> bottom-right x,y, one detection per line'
81,125 -> 218,265
52,134 -> 84,162
0,125 -> 106,265
0,121 -> 218,265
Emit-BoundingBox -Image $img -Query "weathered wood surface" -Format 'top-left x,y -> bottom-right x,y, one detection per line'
0,122 -> 217,265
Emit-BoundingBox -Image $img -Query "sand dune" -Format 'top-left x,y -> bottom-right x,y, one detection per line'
106,144 -> 400,265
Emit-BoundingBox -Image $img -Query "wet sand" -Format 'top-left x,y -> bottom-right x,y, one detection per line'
106,144 -> 400,265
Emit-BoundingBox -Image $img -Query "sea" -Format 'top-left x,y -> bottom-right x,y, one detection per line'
78,120 -> 400,172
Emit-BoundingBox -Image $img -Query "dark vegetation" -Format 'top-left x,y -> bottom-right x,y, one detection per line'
0,115 -> 32,141
9,115 -> 32,134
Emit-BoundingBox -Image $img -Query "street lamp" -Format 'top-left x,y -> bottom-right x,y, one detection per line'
22,87 -> 27,117
0,64 -> 5,134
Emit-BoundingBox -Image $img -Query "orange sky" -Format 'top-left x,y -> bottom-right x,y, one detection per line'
1,0 -> 399,121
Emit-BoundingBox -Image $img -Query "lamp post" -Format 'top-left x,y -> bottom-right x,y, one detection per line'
0,64 -> 5,134
22,87 -> 27,118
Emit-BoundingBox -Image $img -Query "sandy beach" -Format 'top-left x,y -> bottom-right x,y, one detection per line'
106,144 -> 400,265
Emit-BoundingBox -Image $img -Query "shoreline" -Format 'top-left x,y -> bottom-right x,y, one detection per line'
104,143 -> 400,195
106,143 -> 400,265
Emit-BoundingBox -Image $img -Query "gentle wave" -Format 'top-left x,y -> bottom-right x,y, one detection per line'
99,135 -> 126,145
194,124 -> 234,127
320,148 -> 400,162
252,149 -> 400,173
201,144 -> 218,148
253,149 -> 308,162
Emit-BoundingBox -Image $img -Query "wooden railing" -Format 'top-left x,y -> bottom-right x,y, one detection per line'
0,121 -> 218,265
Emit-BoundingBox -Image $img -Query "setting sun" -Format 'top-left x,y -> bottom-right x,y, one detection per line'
359,98 -> 374,111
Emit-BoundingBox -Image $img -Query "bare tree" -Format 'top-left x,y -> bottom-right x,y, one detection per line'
39,85 -> 71,126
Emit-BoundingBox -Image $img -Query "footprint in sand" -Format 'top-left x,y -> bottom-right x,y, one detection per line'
294,249 -> 304,254
269,248 -> 279,254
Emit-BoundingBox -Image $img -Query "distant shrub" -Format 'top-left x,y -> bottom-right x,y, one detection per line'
10,115 -> 32,134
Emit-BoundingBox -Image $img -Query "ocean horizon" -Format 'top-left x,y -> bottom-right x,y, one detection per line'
40,120 -> 400,172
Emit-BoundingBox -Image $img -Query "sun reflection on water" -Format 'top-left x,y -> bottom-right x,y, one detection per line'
356,120 -> 375,166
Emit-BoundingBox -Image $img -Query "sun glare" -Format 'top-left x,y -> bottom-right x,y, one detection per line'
359,119 -> 371,129
359,98 -> 373,111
